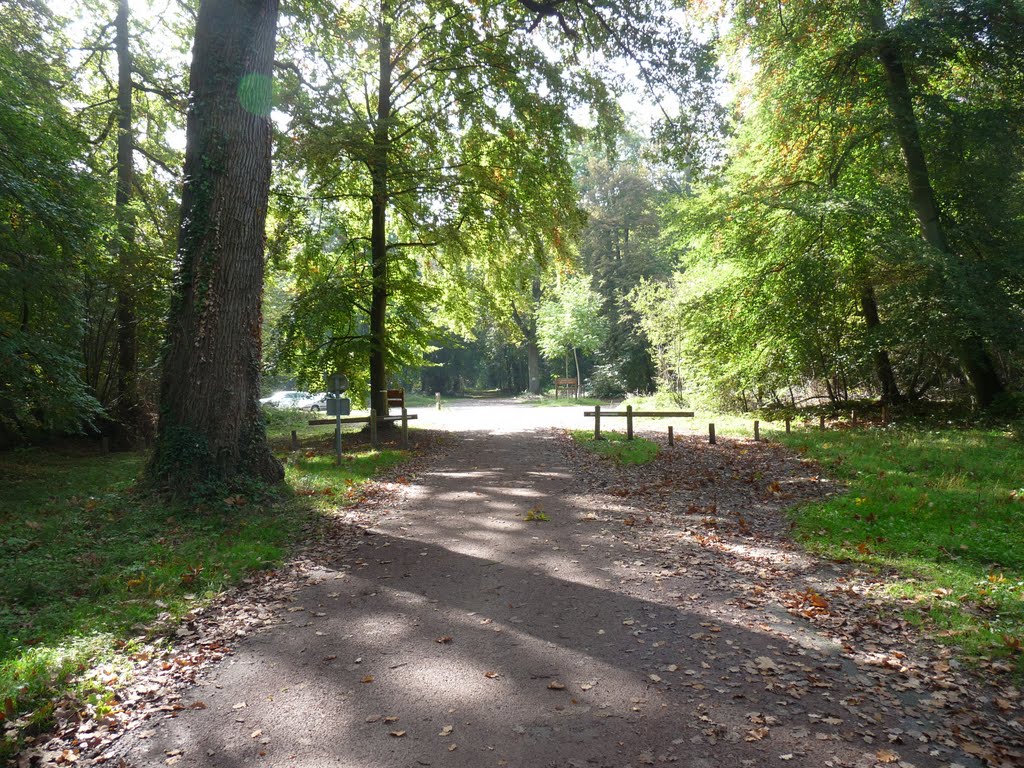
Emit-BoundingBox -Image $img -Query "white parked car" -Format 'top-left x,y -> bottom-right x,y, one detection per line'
299,392 -> 328,412
259,390 -> 325,411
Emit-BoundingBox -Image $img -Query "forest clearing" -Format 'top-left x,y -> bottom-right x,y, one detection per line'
2,0 -> 1023,766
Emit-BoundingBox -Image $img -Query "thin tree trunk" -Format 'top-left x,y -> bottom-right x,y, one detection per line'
112,0 -> 139,450
148,0 -> 282,489
573,346 -> 581,398
859,283 -> 902,404
527,342 -> 541,395
369,1 -> 392,427
864,3 -> 1004,407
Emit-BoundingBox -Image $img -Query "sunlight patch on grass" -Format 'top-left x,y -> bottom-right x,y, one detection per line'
571,430 -> 659,465
0,443 -> 408,756
778,426 -> 1024,670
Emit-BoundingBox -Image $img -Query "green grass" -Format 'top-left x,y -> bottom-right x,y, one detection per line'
620,394 -> 775,438
0,443 -> 405,756
778,426 -> 1024,670
571,430 -> 660,465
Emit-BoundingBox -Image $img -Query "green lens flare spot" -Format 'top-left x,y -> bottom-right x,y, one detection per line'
238,73 -> 273,117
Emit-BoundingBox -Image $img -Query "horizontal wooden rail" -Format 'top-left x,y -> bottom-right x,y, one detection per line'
308,415 -> 417,426
584,404 -> 694,441
309,410 -> 418,450
583,411 -> 694,418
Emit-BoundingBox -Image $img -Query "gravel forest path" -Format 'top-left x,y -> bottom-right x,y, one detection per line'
105,404 -> 1021,768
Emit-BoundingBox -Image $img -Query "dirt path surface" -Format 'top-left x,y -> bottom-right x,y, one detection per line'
97,405 -> 1021,768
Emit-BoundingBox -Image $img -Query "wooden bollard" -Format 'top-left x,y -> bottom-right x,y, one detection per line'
290,430 -> 299,450
753,420 -> 760,442
785,417 -> 791,434
626,404 -> 634,441
594,404 -> 602,440
401,408 -> 410,449
709,423 -> 716,445
369,408 -> 378,448
819,413 -> 826,430
668,425 -> 674,446
435,392 -> 441,410
850,410 -> 857,427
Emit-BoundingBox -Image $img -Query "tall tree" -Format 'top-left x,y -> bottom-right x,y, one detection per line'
111,0 -> 139,448
69,0 -> 186,447
275,0 -> 590,419
645,0 -> 1024,409
148,0 -> 283,488
538,272 -> 607,396
859,0 -> 1006,406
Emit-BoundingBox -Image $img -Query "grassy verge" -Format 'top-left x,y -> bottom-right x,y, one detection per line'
620,394 -> 774,438
571,430 -> 660,465
531,396 -> 605,407
0,442 -> 405,756
778,426 -> 1024,670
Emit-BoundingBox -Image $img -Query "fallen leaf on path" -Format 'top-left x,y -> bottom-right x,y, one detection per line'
436,636 -> 453,644
875,749 -> 899,763
389,730 -> 406,738
484,671 -> 500,679
439,725 -> 453,737
548,681 -> 566,690
361,675 -> 374,684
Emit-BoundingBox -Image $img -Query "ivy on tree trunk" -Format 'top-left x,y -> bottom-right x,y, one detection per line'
148,0 -> 283,490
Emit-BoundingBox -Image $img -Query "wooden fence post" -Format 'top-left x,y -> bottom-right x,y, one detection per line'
754,420 -> 760,442
668,425 -> 674,446
401,407 -> 409,449
881,405 -> 888,425
709,423 -> 716,445
290,430 -> 299,450
594,404 -> 602,440
626,404 -> 634,440
851,410 -> 857,427
435,392 -> 441,410
785,417 -> 791,434
369,408 -> 378,448
819,413 -> 826,431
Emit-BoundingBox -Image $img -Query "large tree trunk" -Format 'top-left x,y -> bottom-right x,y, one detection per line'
111,0 -> 140,450
148,0 -> 282,489
368,1 -> 392,427
865,5 -> 1004,407
859,283 -> 902,405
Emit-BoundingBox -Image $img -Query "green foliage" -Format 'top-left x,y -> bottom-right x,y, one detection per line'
0,4 -> 105,439
571,429 -> 659,465
780,426 -> 1024,670
577,141 -> 671,395
636,0 -> 1024,411
0,442 -> 405,754
538,274 -> 607,362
